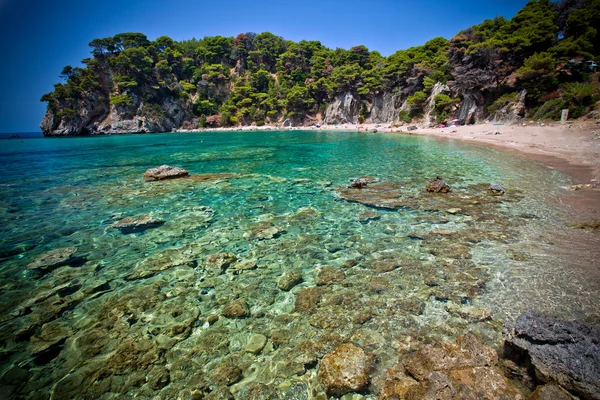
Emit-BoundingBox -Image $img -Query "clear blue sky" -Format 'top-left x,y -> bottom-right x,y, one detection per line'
0,0 -> 530,133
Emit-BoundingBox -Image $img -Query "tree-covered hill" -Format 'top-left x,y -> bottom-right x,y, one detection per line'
41,0 -> 600,135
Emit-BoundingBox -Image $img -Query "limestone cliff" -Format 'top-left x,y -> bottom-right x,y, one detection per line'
324,92 -> 362,125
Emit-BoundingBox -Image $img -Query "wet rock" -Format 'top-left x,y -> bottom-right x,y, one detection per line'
446,302 -> 492,322
205,388 -> 234,400
237,382 -> 281,399
318,343 -> 369,397
231,258 -> 257,271
405,333 -> 497,381
295,287 -> 323,313
349,178 -> 368,189
530,383 -> 578,400
222,299 -> 250,319
245,223 -> 281,241
143,165 -> 189,181
205,252 -> 238,274
566,220 -> 600,231
379,366 -> 420,399
245,333 -> 268,354
27,247 -> 78,273
336,182 -> 407,210
314,265 -> 346,286
111,214 -> 165,233
404,334 -> 524,399
503,310 -> 600,400
488,184 -> 505,196
282,381 -> 310,400
189,173 -> 236,182
357,210 -> 380,224
425,176 -> 451,193
211,362 -> 242,386
278,270 -> 303,291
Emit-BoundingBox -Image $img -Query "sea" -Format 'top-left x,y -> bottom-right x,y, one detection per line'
0,130 -> 597,398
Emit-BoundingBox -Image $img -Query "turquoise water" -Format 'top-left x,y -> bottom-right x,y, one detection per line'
0,131 -> 595,398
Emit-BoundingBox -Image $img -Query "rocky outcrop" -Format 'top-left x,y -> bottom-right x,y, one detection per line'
143,165 -> 189,181
456,90 -> 486,124
369,92 -> 401,123
504,310 -> 600,400
491,89 -> 527,124
423,82 -> 450,126
324,92 -> 361,124
425,176 -> 451,193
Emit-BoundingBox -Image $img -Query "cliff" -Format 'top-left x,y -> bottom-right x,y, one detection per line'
40,1 -> 600,135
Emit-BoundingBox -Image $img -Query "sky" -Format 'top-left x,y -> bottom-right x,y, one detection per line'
0,0 -> 530,133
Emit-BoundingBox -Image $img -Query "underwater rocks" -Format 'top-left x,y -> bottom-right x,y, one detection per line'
278,270 -> 303,291
503,310 -> 600,400
349,178 -> 368,188
205,252 -> 238,274
111,214 -> 165,233
400,333 -> 523,399
222,299 -> 250,318
245,333 -> 267,354
143,165 -> 189,181
244,223 -> 282,241
336,182 -> 407,210
211,361 -> 243,386
566,220 -> 600,231
314,265 -> 346,286
425,176 -> 451,193
446,302 -> 492,322
318,343 -> 370,397
488,184 -> 505,196
27,247 -> 79,274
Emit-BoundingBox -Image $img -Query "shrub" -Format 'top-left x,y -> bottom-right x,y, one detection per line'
532,98 -> 567,120
487,92 -> 520,113
398,110 -> 411,123
110,94 -> 132,106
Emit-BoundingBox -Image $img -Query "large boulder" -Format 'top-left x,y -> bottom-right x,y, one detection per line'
503,310 -> 600,400
143,165 -> 189,181
318,343 -> 369,396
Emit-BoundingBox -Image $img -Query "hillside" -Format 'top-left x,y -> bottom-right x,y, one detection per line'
40,0 -> 600,136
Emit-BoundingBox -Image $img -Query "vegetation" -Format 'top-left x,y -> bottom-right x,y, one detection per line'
42,0 -> 600,128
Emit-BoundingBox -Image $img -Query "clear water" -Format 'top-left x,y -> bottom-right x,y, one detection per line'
0,131 -> 596,398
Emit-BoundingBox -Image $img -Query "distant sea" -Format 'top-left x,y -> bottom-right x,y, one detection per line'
0,131 -> 44,139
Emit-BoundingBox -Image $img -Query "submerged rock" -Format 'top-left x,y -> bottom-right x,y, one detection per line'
245,333 -> 268,354
27,247 -> 79,273
222,299 -> 250,318
143,165 -> 189,181
488,184 -> 505,196
111,214 -> 165,233
318,343 -> 369,397
503,310 -> 600,400
336,182 -> 407,210
349,178 -> 368,189
205,252 -> 238,274
245,223 -> 282,241
425,176 -> 451,193
566,220 -> 600,231
278,270 -> 303,291
314,265 -> 346,286
211,362 -> 243,386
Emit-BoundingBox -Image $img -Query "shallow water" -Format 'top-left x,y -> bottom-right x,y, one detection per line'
0,130 -> 597,398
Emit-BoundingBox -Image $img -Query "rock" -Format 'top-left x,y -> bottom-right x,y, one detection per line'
204,388 -> 234,400
111,214 -> 165,233
446,302 -> 492,322
278,270 -> 303,291
406,125 -> 418,131
357,211 -> 380,224
488,184 -> 505,196
503,310 -> 600,400
446,208 -> 461,214
236,382 -> 281,399
324,92 -> 361,124
27,247 -> 78,273
245,333 -> 268,354
425,176 -> 451,193
245,223 -> 281,241
318,343 -> 369,397
205,252 -> 238,274
231,258 -> 257,270
336,181 -> 407,210
211,362 -> 243,386
295,287 -> 322,313
222,299 -> 250,318
530,384 -> 578,400
314,266 -> 346,286
143,165 -> 189,181
566,220 -> 600,231
349,178 -> 368,189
